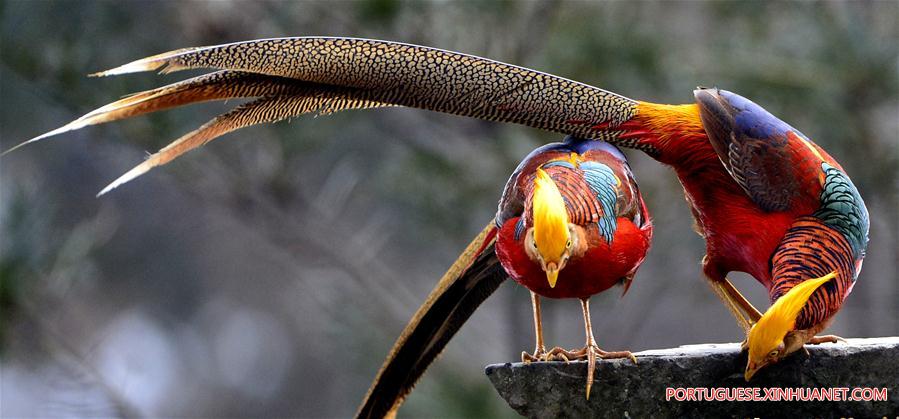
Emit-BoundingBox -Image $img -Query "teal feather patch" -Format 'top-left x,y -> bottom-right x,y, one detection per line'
513,217 -> 526,241
580,161 -> 619,244
814,163 -> 869,259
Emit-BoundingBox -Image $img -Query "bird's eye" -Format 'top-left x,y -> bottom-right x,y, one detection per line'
566,240 -> 572,248
532,241 -> 538,249
769,350 -> 779,358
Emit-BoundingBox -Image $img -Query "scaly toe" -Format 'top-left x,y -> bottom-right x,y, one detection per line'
595,348 -> 637,364
521,348 -> 549,363
556,353 -> 570,362
547,346 -> 583,362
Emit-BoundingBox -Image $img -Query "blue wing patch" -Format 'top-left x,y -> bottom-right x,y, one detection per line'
579,161 -> 619,244
720,90 -> 803,142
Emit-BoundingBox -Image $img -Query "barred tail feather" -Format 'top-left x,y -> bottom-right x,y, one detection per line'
4,71 -> 308,156
13,37 -> 642,192
97,89 -> 390,195
34,37 -> 637,146
89,38 -> 638,139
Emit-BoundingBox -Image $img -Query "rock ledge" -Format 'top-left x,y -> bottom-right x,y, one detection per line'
485,337 -> 898,417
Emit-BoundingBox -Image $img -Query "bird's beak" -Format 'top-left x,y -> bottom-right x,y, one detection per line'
744,360 -> 763,381
545,262 -> 559,288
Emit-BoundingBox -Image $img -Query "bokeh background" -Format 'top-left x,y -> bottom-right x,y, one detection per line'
1,1 -> 897,417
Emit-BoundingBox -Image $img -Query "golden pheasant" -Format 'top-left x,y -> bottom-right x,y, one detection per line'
12,37 -> 868,416
495,137 -> 652,398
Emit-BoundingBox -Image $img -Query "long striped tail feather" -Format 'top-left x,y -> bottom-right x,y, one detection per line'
89,37 -> 638,137
357,222 -> 505,419
8,69 -> 400,193
11,37 -> 640,193
95,85 -> 392,195
4,71 -> 308,156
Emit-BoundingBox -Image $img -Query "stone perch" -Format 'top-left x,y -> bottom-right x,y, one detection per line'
486,337 -> 898,417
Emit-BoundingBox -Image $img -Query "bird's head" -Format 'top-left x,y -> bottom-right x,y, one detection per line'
744,272 -> 836,381
525,168 -> 574,288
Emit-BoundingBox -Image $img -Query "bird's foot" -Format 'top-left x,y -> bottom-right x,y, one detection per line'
797,336 -> 845,357
807,335 -> 847,345
546,343 -> 636,400
521,346 -> 550,363
546,345 -> 637,364
523,346 -> 575,362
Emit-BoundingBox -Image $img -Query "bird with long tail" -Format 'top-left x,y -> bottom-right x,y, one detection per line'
692,91 -> 870,380
11,37 -> 868,415
494,137 -> 652,399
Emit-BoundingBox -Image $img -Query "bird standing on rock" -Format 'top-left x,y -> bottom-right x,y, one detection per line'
494,137 -> 652,398
12,37 -> 869,417
689,89 -> 868,380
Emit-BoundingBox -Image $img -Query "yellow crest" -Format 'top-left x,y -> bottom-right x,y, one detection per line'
747,272 -> 836,360
532,168 -> 570,262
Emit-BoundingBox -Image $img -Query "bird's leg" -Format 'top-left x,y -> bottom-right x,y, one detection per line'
708,278 -> 753,334
545,298 -> 636,400
521,291 -> 549,363
720,277 -> 762,323
582,297 -> 598,400
703,256 -> 755,334
725,277 -> 765,351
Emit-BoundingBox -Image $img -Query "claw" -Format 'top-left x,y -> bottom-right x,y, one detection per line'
521,351 -> 534,364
